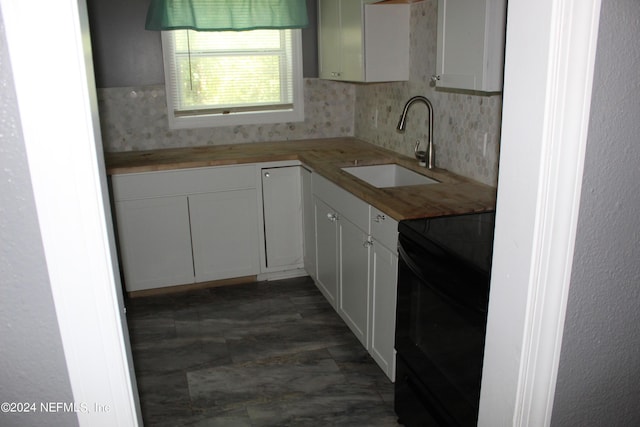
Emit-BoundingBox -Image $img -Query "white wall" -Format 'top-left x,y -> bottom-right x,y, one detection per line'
0,9 -> 78,427
551,0 -> 640,425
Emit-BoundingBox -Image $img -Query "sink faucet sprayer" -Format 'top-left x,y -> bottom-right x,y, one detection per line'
396,96 -> 435,169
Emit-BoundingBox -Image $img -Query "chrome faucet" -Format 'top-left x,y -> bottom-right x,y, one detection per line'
397,96 -> 435,169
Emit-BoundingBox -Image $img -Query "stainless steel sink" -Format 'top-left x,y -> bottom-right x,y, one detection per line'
341,164 -> 439,188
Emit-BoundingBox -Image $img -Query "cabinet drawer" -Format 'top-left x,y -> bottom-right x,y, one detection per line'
111,165 -> 256,201
313,174 -> 370,232
371,206 -> 398,252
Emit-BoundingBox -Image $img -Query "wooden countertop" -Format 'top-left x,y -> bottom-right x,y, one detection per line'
105,138 -> 496,221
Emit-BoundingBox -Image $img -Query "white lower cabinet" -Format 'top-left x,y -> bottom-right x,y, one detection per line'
338,215 -> 371,347
111,165 -> 260,292
261,166 -> 304,270
311,175 -> 398,381
314,197 -> 339,308
314,190 -> 371,345
301,167 -> 316,280
189,190 -> 260,282
114,196 -> 195,290
369,209 -> 398,381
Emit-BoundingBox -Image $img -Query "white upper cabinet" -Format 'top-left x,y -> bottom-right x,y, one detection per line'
318,0 -> 410,82
434,0 -> 507,92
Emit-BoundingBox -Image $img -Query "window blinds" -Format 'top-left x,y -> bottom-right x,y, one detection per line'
164,29 -> 296,115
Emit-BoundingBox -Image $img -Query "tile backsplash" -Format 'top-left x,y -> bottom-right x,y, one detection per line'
98,78 -> 356,152
97,0 -> 502,187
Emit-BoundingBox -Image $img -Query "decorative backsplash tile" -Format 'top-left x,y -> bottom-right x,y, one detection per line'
97,78 -> 356,152
97,0 -> 502,186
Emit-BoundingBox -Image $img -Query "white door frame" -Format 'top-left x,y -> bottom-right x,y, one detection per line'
1,0 -> 141,425
478,0 -> 602,426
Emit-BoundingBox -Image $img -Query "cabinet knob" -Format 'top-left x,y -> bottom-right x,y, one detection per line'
430,75 -> 441,87
363,238 -> 373,248
264,172 -> 270,178
327,212 -> 338,222
374,214 -> 386,223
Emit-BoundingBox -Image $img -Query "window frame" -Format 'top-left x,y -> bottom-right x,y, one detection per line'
160,29 -> 305,129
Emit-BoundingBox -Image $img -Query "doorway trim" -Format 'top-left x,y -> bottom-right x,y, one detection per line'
478,0 -> 602,426
1,0 -> 141,425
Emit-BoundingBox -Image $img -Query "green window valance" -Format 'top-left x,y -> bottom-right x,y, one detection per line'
145,0 -> 309,31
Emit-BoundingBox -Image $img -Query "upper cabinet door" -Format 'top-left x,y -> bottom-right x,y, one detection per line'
318,0 -> 343,80
435,0 -> 507,92
318,0 -> 409,83
339,0 -> 366,82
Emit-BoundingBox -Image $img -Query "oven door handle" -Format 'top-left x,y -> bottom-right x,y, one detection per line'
398,235 -> 432,283
398,235 -> 488,316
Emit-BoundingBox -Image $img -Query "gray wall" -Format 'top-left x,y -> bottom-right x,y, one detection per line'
551,0 -> 640,425
87,0 -> 318,88
0,9 -> 78,427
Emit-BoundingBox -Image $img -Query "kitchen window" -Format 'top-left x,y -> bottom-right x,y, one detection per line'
161,29 -> 304,129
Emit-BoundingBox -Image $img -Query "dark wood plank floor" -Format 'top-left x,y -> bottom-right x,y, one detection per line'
125,276 -> 398,426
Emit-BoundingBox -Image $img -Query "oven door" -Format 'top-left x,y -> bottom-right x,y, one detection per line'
394,231 -> 490,427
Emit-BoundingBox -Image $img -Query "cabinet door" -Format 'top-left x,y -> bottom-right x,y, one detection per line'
435,0 -> 506,92
318,0 -> 409,83
314,197 -> 339,308
115,196 -> 194,291
339,0 -> 365,82
318,0 -> 365,82
301,168 -> 316,279
189,190 -> 260,282
363,3 -> 410,82
318,0 -> 342,79
262,167 -> 304,270
338,217 -> 370,348
369,241 -> 398,381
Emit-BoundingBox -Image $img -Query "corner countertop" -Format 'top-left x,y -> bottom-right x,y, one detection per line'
105,138 -> 496,221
